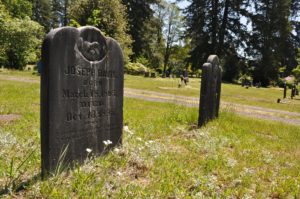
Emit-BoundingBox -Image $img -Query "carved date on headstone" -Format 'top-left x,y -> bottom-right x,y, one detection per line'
41,26 -> 124,176
198,55 -> 222,127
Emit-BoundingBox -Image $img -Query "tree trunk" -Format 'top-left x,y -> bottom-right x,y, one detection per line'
211,0 -> 219,53
217,0 -> 229,55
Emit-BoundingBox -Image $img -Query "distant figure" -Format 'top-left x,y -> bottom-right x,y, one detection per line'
183,69 -> 189,85
179,75 -> 188,86
184,68 -> 188,78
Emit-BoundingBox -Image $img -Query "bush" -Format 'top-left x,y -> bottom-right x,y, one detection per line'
277,77 -> 295,88
0,15 -> 44,69
238,74 -> 252,85
292,65 -> 300,81
125,62 -> 150,75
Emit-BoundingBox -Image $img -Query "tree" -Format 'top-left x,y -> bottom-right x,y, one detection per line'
1,0 -> 32,18
51,0 -> 69,28
69,0 -> 132,62
122,0 -> 158,61
0,1 -> 44,69
293,49 -> 300,81
162,2 -> 183,76
246,0 -> 293,86
31,0 -> 52,32
185,0 -> 247,79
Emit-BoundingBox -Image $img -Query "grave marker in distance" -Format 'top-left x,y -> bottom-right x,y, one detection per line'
198,55 -> 222,127
41,26 -> 124,177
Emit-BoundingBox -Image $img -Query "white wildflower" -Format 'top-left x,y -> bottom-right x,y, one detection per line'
123,126 -> 134,135
114,148 -> 120,153
103,140 -> 113,146
227,158 -> 237,168
86,148 -> 92,153
137,137 -> 142,141
116,171 -> 123,176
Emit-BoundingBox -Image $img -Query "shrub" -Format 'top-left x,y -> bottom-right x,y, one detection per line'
292,65 -> 300,81
0,16 -> 44,69
125,62 -> 150,75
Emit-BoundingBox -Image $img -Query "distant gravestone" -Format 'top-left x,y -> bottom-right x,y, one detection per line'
41,26 -> 124,177
291,84 -> 296,99
144,71 -> 150,77
198,55 -> 222,127
151,72 -> 156,78
283,82 -> 287,98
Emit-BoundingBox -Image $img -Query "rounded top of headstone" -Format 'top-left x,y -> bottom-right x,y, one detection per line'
207,55 -> 219,66
76,26 -> 107,62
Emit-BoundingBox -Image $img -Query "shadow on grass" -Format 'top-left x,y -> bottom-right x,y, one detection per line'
0,173 -> 41,196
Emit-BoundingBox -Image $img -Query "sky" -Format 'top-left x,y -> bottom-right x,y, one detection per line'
168,0 -> 190,9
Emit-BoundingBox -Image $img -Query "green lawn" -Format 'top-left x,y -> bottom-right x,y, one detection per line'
1,69 -> 300,113
125,75 -> 300,113
0,77 -> 300,198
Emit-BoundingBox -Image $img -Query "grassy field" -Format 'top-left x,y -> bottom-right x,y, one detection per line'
1,74 -> 300,198
125,75 -> 300,113
1,69 -> 300,112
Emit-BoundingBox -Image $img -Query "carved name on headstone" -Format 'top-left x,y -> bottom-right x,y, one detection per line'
198,55 -> 222,127
41,26 -> 124,176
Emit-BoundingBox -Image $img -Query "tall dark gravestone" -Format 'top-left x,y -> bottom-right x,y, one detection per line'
41,26 -> 124,177
198,55 -> 222,127
283,82 -> 287,98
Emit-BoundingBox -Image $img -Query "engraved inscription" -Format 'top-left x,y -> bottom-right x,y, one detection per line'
64,66 -> 117,78
62,89 -> 117,99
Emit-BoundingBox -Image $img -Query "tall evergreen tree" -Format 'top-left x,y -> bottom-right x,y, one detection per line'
31,0 -> 52,32
247,0 -> 293,85
122,0 -> 158,61
185,0 -> 247,81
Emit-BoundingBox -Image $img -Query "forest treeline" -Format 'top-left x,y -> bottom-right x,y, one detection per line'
0,0 -> 299,86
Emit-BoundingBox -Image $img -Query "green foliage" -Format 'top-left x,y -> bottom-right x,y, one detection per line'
1,0 -> 32,18
69,0 -> 132,63
292,66 -> 300,81
122,0 -> 159,61
162,2 -> 184,75
125,62 -> 151,75
0,2 -> 44,69
186,0 -> 299,86
168,43 -> 190,76
31,0 -> 52,32
186,0 -> 247,71
294,49 -> 300,81
136,56 -> 150,67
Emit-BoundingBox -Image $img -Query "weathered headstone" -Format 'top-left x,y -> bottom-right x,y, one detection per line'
151,72 -> 156,78
291,84 -> 296,99
198,55 -> 222,127
144,71 -> 150,77
41,26 -> 124,177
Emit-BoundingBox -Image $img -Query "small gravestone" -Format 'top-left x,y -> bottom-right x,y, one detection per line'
291,84 -> 296,99
41,26 -> 124,177
198,55 -> 222,127
144,71 -> 150,77
283,82 -> 287,98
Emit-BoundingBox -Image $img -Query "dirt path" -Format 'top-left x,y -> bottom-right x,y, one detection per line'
0,75 -> 39,83
125,88 -> 300,126
1,75 -> 300,126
